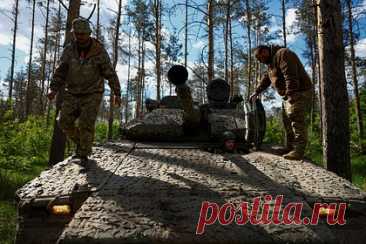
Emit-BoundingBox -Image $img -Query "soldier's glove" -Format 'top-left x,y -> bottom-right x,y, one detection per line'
47,90 -> 57,101
249,92 -> 259,103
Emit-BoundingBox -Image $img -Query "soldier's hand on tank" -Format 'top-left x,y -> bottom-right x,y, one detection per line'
249,92 -> 259,103
47,90 -> 57,101
113,95 -> 122,107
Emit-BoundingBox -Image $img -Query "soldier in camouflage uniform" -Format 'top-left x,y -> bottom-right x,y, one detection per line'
48,18 -> 121,165
250,45 -> 312,160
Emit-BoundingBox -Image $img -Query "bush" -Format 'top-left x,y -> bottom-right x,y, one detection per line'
0,115 -> 52,200
263,115 -> 284,145
95,120 -> 121,143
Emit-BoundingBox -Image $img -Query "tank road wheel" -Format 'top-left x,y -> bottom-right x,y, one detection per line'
244,99 -> 266,149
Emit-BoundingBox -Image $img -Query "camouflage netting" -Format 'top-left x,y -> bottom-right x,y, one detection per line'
16,142 -> 366,244
123,109 -> 185,141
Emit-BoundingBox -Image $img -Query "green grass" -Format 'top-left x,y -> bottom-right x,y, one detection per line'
0,201 -> 17,244
351,154 -> 366,190
0,166 -> 47,244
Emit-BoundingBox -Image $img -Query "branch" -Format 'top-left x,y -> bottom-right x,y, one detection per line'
200,44 -> 209,71
170,3 -> 208,17
87,4 -> 96,20
57,0 -> 68,11
187,64 -> 207,84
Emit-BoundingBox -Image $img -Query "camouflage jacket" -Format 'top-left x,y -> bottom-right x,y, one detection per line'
50,38 -> 121,96
255,45 -> 312,97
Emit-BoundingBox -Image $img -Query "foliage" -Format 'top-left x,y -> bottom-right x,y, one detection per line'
95,120 -> 121,143
0,201 -> 16,244
0,113 -> 52,200
263,114 -> 283,145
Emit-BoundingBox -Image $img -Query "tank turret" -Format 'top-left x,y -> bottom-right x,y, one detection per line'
206,78 -> 231,108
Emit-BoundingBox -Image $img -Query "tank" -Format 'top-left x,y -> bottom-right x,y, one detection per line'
122,65 -> 266,152
15,66 -> 366,244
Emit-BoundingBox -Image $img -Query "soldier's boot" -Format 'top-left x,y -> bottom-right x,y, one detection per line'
283,150 -> 304,160
79,156 -> 89,167
283,143 -> 305,160
277,147 -> 293,155
78,144 -> 91,172
71,144 -> 81,160
77,156 -> 89,173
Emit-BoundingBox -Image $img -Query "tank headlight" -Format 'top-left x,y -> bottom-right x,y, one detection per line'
318,207 -> 336,217
50,204 -> 72,216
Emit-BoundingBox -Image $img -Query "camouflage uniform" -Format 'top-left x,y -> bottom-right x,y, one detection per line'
255,45 -> 312,157
50,18 -> 121,157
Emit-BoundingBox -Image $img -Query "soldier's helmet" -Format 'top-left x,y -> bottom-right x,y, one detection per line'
71,18 -> 92,34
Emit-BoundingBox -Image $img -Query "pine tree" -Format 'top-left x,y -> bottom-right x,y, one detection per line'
317,0 -> 351,180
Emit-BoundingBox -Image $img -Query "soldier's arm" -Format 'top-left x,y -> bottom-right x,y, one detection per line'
255,72 -> 271,94
277,49 -> 300,96
100,49 -> 121,97
50,48 -> 69,92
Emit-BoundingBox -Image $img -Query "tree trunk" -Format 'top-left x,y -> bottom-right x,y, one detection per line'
184,0 -> 188,67
40,0 -> 50,114
136,33 -> 142,118
154,0 -> 162,102
254,18 -> 259,89
347,0 -> 364,151
9,0 -> 19,104
125,23 -> 131,123
49,0 -> 81,166
317,0 -> 351,180
47,2 -> 62,127
245,0 -> 252,100
281,0 -> 287,47
141,39 -> 146,114
207,0 -> 214,81
96,0 -> 101,40
313,0 -> 323,144
229,14 -> 234,96
108,0 -> 122,140
309,36 -> 316,135
224,0 -> 230,82
25,0 -> 36,118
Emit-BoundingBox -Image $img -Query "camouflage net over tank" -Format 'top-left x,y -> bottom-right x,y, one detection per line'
16,142 -> 366,244
123,109 -> 185,140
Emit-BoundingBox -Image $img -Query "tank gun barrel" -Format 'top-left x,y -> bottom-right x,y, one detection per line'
167,65 -> 200,129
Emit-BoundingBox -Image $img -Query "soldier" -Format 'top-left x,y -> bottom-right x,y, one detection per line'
250,45 -> 312,160
47,18 -> 121,166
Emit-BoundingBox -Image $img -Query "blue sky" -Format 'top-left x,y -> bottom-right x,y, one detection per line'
0,0 -> 365,101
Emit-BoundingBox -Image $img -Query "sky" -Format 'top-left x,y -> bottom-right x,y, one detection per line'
0,0 -> 365,105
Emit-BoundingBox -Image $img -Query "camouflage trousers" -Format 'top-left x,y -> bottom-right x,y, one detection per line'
282,89 -> 312,155
58,92 -> 103,157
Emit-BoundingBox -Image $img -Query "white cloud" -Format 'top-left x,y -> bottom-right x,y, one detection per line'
354,38 -> 366,58
115,63 -> 137,89
192,40 -> 205,50
286,8 -> 298,44
353,0 -> 366,18
0,32 -> 30,53
101,0 -> 120,12
267,8 -> 300,45
0,0 -> 13,11
286,8 -> 297,27
15,34 -> 31,53
0,33 -> 11,46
